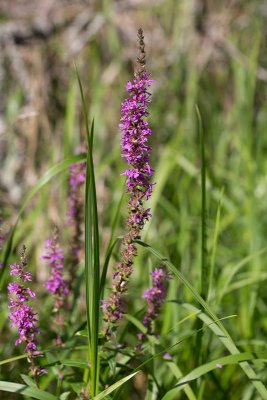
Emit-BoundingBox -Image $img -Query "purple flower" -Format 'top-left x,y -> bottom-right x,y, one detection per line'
8,246 -> 46,376
10,263 -> 33,282
43,231 -> 69,345
43,233 -> 69,308
67,143 -> 87,279
120,70 -> 154,200
163,352 -> 172,360
103,29 -> 154,337
138,266 -> 172,341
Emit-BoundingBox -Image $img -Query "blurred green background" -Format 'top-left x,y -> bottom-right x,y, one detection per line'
1,1 -> 267,398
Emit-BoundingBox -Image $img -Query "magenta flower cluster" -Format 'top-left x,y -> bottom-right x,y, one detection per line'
43,234 -> 69,346
102,29 -> 155,337
138,267 -> 172,341
8,246 -> 46,376
120,70 -> 154,200
43,237 -> 69,309
68,157 -> 86,223
67,144 -> 87,275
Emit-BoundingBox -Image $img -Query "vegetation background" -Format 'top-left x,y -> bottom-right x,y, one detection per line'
1,0 -> 267,399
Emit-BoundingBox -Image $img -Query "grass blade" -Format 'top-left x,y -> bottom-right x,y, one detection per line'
196,105 -> 208,301
208,187 -> 224,300
135,241 -> 267,399
195,105 -> 208,366
0,381 -> 57,400
162,353 -> 254,400
183,303 -> 267,399
166,362 -> 197,400
76,65 -> 100,397
92,372 -> 140,400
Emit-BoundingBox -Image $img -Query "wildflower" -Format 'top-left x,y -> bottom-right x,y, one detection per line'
8,246 -> 46,376
103,29 -> 154,337
163,352 -> 172,360
67,143 -> 87,280
43,230 -> 69,345
137,266 -> 172,342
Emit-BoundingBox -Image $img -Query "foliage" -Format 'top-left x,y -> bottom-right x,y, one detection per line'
1,1 -> 267,399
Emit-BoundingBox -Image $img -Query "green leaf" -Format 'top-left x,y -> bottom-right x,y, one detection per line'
183,303 -> 267,400
195,105 -> 208,366
0,381 -> 57,400
77,64 -> 100,396
124,314 -> 146,333
20,374 -> 37,388
61,360 -> 89,369
60,392 -> 71,400
92,372 -> 140,400
217,246 -> 267,303
70,382 -> 85,395
135,241 -> 267,399
162,353 -> 254,400
196,105 -> 209,301
166,362 -> 197,400
0,354 -> 27,366
208,186 -> 224,301
75,329 -> 88,338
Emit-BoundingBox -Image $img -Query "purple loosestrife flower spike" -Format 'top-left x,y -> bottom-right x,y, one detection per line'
8,246 -> 46,377
43,229 -> 69,345
103,29 -> 154,337
137,266 -> 172,343
67,143 -> 86,281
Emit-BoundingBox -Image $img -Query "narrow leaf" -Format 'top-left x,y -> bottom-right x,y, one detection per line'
92,372 -> 140,400
162,353 -> 254,400
0,381 -> 57,400
183,303 -> 267,399
61,360 -> 89,369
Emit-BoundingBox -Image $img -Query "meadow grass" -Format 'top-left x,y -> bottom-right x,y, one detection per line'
1,2 -> 267,399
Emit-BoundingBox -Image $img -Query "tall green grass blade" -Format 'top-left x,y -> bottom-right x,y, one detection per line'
116,314 -> 236,399
162,353 -> 255,400
224,272 -> 267,293
195,105 -> 208,366
135,241 -> 267,398
61,360 -> 89,369
20,374 -> 37,388
0,381 -> 57,400
217,246 -> 267,303
75,64 -> 93,149
77,65 -> 100,396
208,187 -> 224,301
196,105 -> 208,301
0,153 -> 86,287
166,362 -> 197,400
64,73 -> 78,158
92,372 -> 140,400
183,303 -> 267,399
